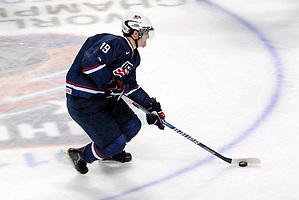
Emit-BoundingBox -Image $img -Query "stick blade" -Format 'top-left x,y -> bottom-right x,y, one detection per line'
231,158 -> 261,165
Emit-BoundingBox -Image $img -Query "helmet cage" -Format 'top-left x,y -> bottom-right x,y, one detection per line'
138,26 -> 154,40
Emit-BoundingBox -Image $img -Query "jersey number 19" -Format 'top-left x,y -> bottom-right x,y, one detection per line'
100,42 -> 111,54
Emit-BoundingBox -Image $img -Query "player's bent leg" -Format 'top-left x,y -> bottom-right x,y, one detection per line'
111,99 -> 141,142
120,114 -> 142,142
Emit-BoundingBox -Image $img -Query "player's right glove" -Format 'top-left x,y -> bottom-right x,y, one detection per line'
104,78 -> 124,99
145,98 -> 165,130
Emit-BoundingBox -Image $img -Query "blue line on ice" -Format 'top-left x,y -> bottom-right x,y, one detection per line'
100,1 -> 283,199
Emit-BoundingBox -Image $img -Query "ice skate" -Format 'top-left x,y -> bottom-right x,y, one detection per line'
103,151 -> 132,163
67,147 -> 88,174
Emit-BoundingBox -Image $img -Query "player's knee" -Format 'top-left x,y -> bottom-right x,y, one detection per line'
113,134 -> 127,148
99,134 -> 127,158
121,115 -> 141,142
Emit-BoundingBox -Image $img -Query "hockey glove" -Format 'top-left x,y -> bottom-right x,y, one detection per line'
104,78 -> 124,99
146,98 -> 165,130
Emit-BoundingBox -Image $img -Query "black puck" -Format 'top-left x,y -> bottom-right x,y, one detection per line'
239,161 -> 248,167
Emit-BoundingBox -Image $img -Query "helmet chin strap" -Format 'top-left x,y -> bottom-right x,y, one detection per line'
130,35 -> 139,48
130,30 -> 143,49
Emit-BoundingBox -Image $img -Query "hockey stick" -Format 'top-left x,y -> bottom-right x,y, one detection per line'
122,95 -> 260,165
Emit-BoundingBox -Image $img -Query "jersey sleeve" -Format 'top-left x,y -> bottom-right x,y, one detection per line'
96,39 -> 124,66
81,38 -> 124,89
126,87 -> 153,108
123,72 -> 152,108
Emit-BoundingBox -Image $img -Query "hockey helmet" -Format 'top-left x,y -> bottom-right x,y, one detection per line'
122,12 -> 154,40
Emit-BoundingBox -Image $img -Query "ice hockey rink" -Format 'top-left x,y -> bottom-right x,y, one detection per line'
1,0 -> 299,199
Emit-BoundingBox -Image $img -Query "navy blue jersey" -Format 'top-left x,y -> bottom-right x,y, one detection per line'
66,33 -> 152,107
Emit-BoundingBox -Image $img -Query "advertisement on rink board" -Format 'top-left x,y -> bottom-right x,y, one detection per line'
0,0 -> 187,149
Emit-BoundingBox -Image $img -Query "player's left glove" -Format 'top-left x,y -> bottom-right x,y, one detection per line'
145,98 -> 165,130
104,78 -> 124,99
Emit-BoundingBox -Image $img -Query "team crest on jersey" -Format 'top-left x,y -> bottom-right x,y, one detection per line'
113,61 -> 133,77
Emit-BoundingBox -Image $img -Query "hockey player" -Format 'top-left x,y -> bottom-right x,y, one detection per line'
65,12 -> 165,174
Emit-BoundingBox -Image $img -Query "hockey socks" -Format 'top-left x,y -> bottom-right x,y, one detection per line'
82,142 -> 104,163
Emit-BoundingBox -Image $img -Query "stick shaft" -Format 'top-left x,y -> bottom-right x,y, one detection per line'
122,95 -> 233,164
162,120 -> 232,163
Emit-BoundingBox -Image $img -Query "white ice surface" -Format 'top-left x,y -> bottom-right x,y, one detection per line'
1,0 -> 299,200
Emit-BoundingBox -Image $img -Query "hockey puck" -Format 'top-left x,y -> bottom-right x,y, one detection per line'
239,161 -> 248,167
